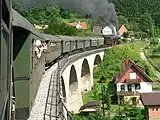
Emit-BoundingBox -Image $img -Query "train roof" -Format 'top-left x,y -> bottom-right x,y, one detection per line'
40,34 -> 61,42
57,35 -> 89,41
89,36 -> 104,40
12,9 -> 36,32
58,36 -> 104,41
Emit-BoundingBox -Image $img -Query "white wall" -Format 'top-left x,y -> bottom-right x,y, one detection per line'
116,82 -> 152,93
139,82 -> 152,93
102,26 -> 113,36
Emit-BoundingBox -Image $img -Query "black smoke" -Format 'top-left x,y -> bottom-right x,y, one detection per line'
13,0 -> 117,26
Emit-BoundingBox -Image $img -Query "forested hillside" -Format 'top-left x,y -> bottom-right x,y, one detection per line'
13,1 -> 93,36
111,0 -> 160,37
23,5 -> 93,36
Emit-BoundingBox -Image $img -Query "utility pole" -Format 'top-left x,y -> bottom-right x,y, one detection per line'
100,76 -> 106,119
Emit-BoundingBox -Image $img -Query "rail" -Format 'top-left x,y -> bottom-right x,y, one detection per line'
57,56 -> 73,120
44,54 -> 73,120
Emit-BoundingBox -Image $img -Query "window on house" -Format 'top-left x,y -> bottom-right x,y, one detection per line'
121,85 -> 125,91
130,72 -> 136,79
135,83 -> 140,90
128,85 -> 132,91
156,108 -> 158,111
152,108 -> 154,111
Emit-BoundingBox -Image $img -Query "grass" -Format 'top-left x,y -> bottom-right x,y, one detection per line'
82,79 -> 101,104
150,55 -> 160,68
82,91 -> 95,104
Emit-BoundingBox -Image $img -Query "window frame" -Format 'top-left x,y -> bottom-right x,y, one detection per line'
120,85 -> 125,91
129,72 -> 137,80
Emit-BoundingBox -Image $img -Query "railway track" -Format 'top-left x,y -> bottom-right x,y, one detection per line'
44,56 -> 72,120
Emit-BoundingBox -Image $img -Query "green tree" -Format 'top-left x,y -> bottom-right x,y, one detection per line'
118,15 -> 129,28
12,0 -> 25,14
153,12 -> 160,26
92,83 -> 99,100
139,12 -> 154,35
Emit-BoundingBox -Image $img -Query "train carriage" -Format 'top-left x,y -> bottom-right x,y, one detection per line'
42,34 -> 62,64
0,0 -> 13,120
58,35 -> 78,53
12,9 -> 46,120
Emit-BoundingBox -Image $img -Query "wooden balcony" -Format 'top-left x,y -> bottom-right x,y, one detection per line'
117,91 -> 139,96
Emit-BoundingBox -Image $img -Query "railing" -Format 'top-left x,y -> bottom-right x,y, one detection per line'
44,55 -> 72,120
56,56 -> 73,120
117,91 -> 139,96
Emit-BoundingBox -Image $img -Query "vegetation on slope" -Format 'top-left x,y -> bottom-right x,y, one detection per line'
94,42 -> 156,82
12,2 -> 93,36
111,0 -> 160,38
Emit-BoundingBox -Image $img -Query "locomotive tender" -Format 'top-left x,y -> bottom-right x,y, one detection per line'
1,3 -> 117,119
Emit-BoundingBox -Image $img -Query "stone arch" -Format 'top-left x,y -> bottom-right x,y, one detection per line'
81,59 -> 91,91
61,76 -> 66,102
94,54 -> 102,66
68,65 -> 81,112
69,65 -> 79,96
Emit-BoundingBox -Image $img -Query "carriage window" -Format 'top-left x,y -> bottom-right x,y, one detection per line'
65,42 -> 70,45
2,0 -> 10,27
51,43 -> 56,46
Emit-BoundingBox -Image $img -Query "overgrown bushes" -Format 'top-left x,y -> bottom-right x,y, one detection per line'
94,42 -> 154,82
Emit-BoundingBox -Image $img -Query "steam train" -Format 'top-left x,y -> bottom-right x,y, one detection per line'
1,2 -> 118,120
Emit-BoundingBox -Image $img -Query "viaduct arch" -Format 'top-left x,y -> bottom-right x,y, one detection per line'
61,51 -> 104,113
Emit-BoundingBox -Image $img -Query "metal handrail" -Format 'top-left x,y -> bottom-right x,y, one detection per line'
56,57 -> 73,120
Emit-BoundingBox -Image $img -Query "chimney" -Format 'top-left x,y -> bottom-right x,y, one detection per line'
125,59 -> 129,66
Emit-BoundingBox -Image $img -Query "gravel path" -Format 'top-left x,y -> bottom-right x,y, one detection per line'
27,63 -> 58,120
140,48 -> 160,80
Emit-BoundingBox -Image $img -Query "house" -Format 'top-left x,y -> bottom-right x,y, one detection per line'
33,24 -> 48,30
140,92 -> 160,120
119,25 -> 128,36
112,59 -> 152,106
102,25 -> 117,37
69,21 -> 87,30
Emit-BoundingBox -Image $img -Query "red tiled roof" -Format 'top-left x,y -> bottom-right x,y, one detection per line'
140,92 -> 160,106
119,25 -> 128,36
112,59 -> 152,84
69,21 -> 87,29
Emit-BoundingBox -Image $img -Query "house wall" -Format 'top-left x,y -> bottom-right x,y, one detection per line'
140,82 -> 152,93
148,106 -> 160,120
116,82 -> 152,93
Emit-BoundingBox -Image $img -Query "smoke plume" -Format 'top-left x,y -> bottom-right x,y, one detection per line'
15,0 -> 117,26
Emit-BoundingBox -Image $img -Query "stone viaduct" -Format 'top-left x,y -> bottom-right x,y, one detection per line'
60,49 -> 105,113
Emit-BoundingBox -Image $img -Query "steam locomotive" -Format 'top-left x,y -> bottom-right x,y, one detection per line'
1,3 -> 118,120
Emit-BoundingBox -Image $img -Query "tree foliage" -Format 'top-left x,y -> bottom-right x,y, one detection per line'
73,113 -> 105,120
94,43 -> 153,82
113,0 -> 160,37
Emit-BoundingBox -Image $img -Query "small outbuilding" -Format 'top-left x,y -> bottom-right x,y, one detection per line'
79,100 -> 101,114
140,92 -> 160,120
